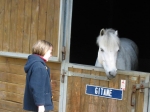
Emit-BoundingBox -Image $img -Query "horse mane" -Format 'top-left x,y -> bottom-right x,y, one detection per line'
97,28 -> 120,51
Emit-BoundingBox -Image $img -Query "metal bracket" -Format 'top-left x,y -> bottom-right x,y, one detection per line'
67,71 -> 109,81
61,70 -> 109,83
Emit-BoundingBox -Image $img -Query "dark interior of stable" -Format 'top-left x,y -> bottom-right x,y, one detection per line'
70,0 -> 150,72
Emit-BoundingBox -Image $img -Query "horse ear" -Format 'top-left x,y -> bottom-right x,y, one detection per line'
100,28 -> 105,36
115,30 -> 118,36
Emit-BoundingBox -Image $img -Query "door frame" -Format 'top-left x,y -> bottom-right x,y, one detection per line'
59,0 -> 150,112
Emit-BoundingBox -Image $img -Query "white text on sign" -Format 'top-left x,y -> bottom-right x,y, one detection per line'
95,87 -> 112,97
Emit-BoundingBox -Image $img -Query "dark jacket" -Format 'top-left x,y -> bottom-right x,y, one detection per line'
23,54 -> 53,111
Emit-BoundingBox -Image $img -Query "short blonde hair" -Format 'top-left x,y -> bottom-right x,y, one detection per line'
32,40 -> 53,56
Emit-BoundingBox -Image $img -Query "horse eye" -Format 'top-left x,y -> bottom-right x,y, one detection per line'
118,49 -> 120,52
100,48 -> 104,52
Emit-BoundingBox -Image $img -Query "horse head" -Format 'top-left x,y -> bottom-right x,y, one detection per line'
96,28 -> 120,79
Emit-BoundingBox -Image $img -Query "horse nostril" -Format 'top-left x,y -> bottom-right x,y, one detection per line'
109,71 -> 115,77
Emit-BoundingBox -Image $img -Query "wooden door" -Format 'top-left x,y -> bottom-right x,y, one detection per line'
64,63 -> 149,112
0,0 -> 61,59
0,0 -> 63,111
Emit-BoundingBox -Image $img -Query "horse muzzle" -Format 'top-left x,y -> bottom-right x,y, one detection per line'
106,70 -> 117,80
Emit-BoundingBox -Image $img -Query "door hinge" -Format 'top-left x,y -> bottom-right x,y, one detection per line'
61,69 -> 66,83
62,46 -> 66,60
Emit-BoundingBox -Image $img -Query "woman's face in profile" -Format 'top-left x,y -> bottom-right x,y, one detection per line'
43,47 -> 53,61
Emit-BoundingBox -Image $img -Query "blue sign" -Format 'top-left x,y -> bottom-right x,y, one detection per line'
85,84 -> 123,100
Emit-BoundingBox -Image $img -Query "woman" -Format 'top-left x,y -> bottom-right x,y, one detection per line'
23,40 -> 53,112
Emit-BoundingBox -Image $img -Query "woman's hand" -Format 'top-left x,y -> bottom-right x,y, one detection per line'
38,105 -> 45,112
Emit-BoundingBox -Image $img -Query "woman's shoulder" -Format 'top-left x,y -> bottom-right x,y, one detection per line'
32,61 -> 46,69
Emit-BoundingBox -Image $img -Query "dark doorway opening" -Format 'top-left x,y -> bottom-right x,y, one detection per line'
70,0 -> 150,72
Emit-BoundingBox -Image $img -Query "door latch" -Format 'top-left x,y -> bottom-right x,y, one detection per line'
131,80 -> 150,107
62,46 -> 66,60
